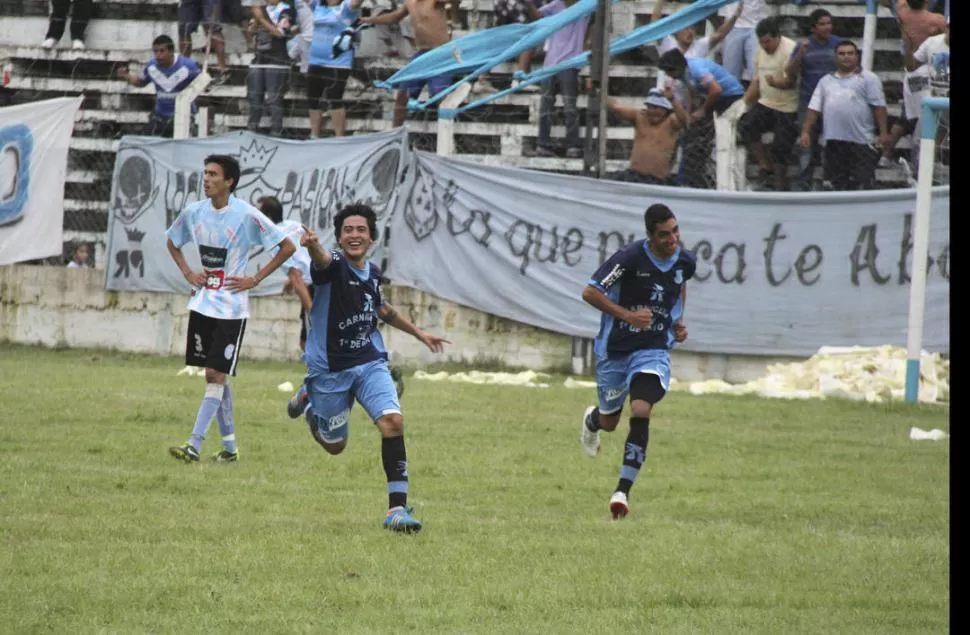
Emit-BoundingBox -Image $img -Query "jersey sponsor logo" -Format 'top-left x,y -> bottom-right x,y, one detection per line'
199,245 -> 228,290
599,264 -> 624,288
650,283 -> 665,303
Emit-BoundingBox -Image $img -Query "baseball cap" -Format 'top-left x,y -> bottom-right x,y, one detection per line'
643,89 -> 673,110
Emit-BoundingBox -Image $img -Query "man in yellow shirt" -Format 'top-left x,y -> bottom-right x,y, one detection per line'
740,17 -> 799,191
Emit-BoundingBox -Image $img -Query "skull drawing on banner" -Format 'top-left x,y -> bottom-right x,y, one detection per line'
112,148 -> 158,225
351,141 -> 401,216
403,163 -> 439,241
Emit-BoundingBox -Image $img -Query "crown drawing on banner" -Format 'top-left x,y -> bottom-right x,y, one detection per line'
126,227 -> 146,243
237,139 -> 279,176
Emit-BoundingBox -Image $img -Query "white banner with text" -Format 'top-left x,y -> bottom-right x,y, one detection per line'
387,152 -> 950,356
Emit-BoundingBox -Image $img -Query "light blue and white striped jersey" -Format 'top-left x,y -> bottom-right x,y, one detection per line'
274,219 -> 313,284
166,195 -> 286,320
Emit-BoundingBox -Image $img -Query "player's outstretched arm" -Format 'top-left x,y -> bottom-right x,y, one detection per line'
167,238 -> 206,287
300,225 -> 333,269
379,303 -> 451,353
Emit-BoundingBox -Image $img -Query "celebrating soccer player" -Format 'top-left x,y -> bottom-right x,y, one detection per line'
287,203 -> 449,534
579,204 -> 694,519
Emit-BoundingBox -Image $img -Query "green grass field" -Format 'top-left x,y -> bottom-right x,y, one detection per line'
0,344 -> 949,634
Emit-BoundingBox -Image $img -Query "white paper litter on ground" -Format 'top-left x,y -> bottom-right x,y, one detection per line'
413,370 -> 551,388
176,366 -> 204,377
278,381 -> 295,393
563,377 -> 597,389
680,345 -> 948,404
909,426 -> 949,441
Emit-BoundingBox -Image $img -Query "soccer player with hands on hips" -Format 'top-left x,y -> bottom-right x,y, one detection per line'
166,155 -> 296,464
286,203 -> 449,534
580,204 -> 694,519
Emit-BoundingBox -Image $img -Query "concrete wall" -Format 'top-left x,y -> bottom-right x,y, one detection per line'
0,265 -> 798,382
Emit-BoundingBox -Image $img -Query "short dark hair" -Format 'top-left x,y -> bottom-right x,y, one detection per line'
809,8 -> 833,28
657,49 -> 687,75
203,154 -> 241,193
152,35 -> 175,51
334,203 -> 379,241
644,204 -> 675,235
836,40 -> 860,56
756,17 -> 780,39
259,196 -> 284,224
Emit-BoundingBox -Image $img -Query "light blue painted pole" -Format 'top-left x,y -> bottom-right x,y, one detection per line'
862,0 -> 879,71
904,96 -> 950,403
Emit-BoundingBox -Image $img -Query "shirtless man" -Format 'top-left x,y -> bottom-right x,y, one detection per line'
607,87 -> 688,186
878,0 -> 945,164
363,0 -> 457,127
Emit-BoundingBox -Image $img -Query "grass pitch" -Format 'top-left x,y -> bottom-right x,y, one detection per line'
0,344 -> 949,633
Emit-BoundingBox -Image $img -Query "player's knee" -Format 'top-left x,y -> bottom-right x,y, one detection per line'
377,413 -> 404,437
204,368 -> 225,384
629,400 -> 653,419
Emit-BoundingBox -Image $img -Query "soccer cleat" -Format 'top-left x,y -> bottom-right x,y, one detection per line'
609,491 -> 630,519
211,449 -> 239,463
390,366 -> 405,398
287,384 -> 308,419
169,443 -> 200,463
580,406 -> 600,457
41,38 -> 56,49
383,506 -> 422,534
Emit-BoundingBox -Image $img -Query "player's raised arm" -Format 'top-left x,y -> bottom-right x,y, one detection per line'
378,302 -> 451,353
300,225 -> 333,269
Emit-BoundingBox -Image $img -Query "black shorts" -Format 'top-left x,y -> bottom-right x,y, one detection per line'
306,66 -> 350,110
299,285 -> 315,344
178,0 -> 246,36
823,140 -> 879,190
740,102 -> 799,162
185,310 -> 247,375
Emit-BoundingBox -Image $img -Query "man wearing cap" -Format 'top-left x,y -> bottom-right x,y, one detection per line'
607,85 -> 689,186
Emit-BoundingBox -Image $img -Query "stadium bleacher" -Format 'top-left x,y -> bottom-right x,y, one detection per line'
0,0 -> 915,256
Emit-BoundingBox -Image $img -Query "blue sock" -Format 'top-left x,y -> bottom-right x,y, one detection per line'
382,436 -> 408,510
616,417 -> 650,496
217,381 -> 237,454
189,383 -> 225,450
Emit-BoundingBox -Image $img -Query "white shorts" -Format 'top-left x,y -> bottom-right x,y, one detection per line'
902,67 -> 931,122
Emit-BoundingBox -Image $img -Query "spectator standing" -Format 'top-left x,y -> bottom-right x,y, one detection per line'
607,87 -> 688,186
305,0 -> 364,138
523,0 -> 590,158
117,35 -> 202,138
782,8 -> 841,191
740,17 -> 798,191
715,0 -> 769,86
247,0 -> 295,137
878,0 -> 945,165
178,0 -> 246,85
799,41 -> 890,191
41,0 -> 92,51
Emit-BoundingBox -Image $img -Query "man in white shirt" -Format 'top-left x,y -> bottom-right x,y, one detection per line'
740,17 -> 799,191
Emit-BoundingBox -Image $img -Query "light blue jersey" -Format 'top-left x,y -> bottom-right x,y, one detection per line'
275,219 -> 313,284
685,58 -> 745,98
308,0 -> 360,68
166,195 -> 286,320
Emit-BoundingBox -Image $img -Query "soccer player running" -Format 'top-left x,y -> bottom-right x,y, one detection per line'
287,203 -> 449,533
166,155 -> 296,463
579,204 -> 694,519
